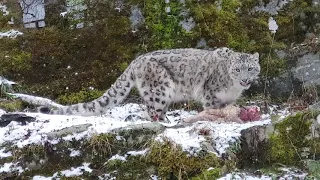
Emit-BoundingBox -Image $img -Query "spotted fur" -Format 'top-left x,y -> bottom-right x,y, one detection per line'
41,48 -> 260,121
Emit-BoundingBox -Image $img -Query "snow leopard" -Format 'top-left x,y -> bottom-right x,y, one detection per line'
40,47 -> 260,121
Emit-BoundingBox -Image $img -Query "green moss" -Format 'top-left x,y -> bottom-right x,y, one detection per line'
0,100 -> 24,112
103,138 -> 226,179
57,89 -> 104,105
268,111 -> 320,166
191,168 -> 222,180
146,138 -> 223,179
307,160 -> 320,179
130,0 -> 195,51
2,128 -> 230,179
189,0 -> 251,50
117,128 -> 161,150
260,55 -> 287,77
105,156 -> 154,179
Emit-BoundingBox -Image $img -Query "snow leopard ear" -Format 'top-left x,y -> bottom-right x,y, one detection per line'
252,52 -> 259,62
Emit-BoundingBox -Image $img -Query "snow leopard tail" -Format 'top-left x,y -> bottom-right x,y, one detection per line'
40,66 -> 135,116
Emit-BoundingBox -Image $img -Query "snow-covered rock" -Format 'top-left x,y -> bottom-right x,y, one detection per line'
0,30 -> 23,38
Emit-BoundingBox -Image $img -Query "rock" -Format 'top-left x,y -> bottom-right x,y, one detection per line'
237,124 -> 274,168
309,101 -> 320,110
0,113 -> 36,127
291,52 -> 320,87
0,109 -> 6,115
311,115 -> 320,138
111,122 -> 165,134
236,111 -> 320,169
247,72 -> 303,101
46,124 -> 92,139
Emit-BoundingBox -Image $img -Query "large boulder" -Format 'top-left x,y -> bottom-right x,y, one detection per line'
236,111 -> 320,169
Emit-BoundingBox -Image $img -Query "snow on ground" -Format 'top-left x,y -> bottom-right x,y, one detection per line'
160,115 -> 272,154
0,148 -> 12,158
106,148 -> 149,163
0,4 -> 9,16
218,170 -> 308,180
0,29 -> 23,38
0,103 -> 277,155
253,0 -> 293,15
0,162 -> 24,173
69,148 -> 81,157
0,93 -> 289,178
0,76 -> 17,86
32,163 -> 93,179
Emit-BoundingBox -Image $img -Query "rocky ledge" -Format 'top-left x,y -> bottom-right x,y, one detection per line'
0,101 -> 319,179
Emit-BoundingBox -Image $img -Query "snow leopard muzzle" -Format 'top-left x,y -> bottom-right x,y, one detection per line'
240,79 -> 251,87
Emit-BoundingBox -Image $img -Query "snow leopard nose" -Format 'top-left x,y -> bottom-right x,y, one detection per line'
241,79 -> 249,83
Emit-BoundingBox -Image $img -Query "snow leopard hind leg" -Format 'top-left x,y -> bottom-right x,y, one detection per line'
135,62 -> 173,122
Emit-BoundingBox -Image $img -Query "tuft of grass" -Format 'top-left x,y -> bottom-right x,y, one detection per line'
87,133 -> 115,158
0,100 -> 24,112
146,138 -> 223,179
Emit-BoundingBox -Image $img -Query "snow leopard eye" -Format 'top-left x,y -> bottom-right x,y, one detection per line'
248,67 -> 253,71
235,68 -> 240,72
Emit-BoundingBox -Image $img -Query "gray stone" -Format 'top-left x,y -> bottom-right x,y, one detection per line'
129,6 -> 144,33
47,124 -> 92,139
0,113 -> 36,127
291,52 -> 320,87
237,124 -> 274,168
309,101 -> 320,110
246,72 -> 302,101
253,0 -> 292,15
111,122 -> 165,134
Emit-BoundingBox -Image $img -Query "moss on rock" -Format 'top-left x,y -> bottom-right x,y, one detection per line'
0,100 -> 25,112
268,110 -> 320,166
146,138 -> 223,179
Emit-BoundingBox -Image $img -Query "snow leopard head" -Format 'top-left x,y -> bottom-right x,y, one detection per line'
229,52 -> 260,89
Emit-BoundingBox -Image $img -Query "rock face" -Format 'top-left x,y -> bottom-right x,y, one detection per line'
248,38 -> 320,103
292,52 -> 320,87
247,71 -> 303,102
0,113 -> 35,127
237,124 -> 274,168
236,111 -> 320,169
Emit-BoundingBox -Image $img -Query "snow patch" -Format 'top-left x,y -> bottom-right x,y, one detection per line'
0,76 -> 17,86
268,17 -> 278,34
0,93 -> 287,175
107,149 -> 149,162
0,30 -> 23,38
0,162 -> 24,173
69,149 -> 81,157
0,4 -> 9,16
127,149 -> 149,156
0,148 -> 12,159
254,0 -> 293,15
108,154 -> 127,162
158,116 -> 271,155
52,162 -> 92,177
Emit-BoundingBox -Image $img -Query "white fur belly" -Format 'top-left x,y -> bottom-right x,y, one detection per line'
215,85 -> 244,103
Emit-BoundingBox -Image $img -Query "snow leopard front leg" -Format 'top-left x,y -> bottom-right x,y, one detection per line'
201,91 -> 230,110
